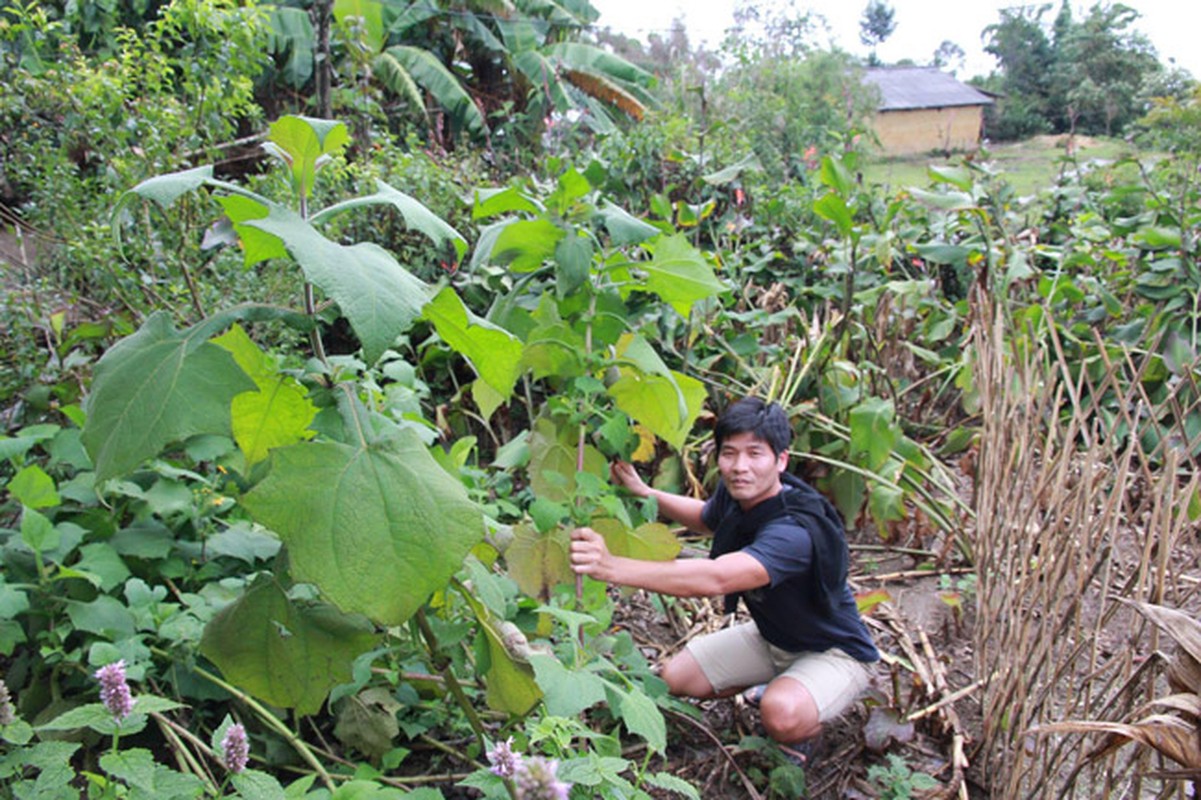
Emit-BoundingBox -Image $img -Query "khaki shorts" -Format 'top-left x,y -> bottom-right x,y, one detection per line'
687,622 -> 872,723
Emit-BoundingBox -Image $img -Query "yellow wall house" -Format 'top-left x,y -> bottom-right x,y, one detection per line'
864,67 -> 994,156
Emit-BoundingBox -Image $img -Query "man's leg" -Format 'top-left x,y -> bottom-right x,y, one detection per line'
764,648 -> 872,745
659,649 -> 743,699
758,675 -> 821,743
662,623 -> 777,699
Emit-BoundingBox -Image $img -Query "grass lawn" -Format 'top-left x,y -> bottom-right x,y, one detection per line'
862,134 -> 1144,197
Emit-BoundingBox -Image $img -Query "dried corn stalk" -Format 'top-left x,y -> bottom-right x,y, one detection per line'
973,297 -> 1201,798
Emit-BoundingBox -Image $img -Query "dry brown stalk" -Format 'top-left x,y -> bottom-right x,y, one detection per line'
972,295 -> 1201,798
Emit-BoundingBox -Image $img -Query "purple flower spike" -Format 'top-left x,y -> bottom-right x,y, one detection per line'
486,736 -> 523,779
221,722 -> 250,774
514,755 -> 571,800
0,679 -> 14,726
94,660 -> 134,720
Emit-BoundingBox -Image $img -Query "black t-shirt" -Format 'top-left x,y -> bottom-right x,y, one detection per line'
702,483 -> 880,662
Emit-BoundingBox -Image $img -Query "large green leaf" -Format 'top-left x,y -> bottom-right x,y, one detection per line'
423,286 -> 523,400
214,195 -> 288,267
554,233 -> 593,299
490,218 -> 565,272
529,653 -> 605,718
119,165 -> 215,210
814,192 -> 853,236
311,180 -> 468,262
241,431 -> 483,626
265,6 -> 315,88
462,591 -> 541,715
527,416 -> 606,503
521,322 -> 587,380
598,200 -> 660,246
8,465 -> 59,509
506,522 -> 573,600
638,234 -> 725,317
382,46 -> 488,139
513,50 -> 575,113
607,370 -> 705,452
82,313 -> 256,484
212,325 -> 317,466
908,187 -> 976,211
244,205 -> 431,365
200,577 -> 380,715
372,50 -> 427,126
606,680 -> 666,753
605,334 -> 704,451
849,397 -> 898,471
473,186 -> 543,220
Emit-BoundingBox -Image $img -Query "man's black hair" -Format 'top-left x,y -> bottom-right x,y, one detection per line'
714,397 -> 792,456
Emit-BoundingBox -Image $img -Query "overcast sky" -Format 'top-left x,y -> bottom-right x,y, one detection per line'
588,0 -> 1200,80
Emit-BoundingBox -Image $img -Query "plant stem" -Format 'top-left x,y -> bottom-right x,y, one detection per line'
186,662 -> 335,790
413,609 -> 489,754
298,193 -> 328,365
152,712 -> 218,795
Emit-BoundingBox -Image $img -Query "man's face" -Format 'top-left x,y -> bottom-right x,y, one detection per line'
716,431 -> 787,510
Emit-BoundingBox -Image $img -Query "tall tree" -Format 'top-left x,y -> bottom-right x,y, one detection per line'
982,5 -> 1055,139
931,40 -> 965,74
1056,3 -> 1161,135
859,0 -> 896,66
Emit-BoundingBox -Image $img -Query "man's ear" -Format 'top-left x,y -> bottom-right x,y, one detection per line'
776,450 -> 789,473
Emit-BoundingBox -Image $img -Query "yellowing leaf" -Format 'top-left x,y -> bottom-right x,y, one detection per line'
506,522 -> 572,600
527,416 -> 606,503
630,424 -> 656,463
591,518 -> 680,562
461,591 -> 541,715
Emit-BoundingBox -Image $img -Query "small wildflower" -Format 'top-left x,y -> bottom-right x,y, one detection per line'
221,722 -> 249,774
0,679 -> 14,726
486,736 -> 523,779
94,660 -> 134,720
513,755 -> 571,800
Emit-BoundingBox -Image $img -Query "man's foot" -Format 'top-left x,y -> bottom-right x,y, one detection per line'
779,737 -> 818,767
740,683 -> 767,707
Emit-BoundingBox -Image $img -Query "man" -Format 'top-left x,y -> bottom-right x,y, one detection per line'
569,397 -> 878,753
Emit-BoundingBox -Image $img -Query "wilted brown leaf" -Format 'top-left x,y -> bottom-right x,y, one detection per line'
1122,600 -> 1201,667
562,70 -> 645,120
1033,714 -> 1201,768
1139,693 -> 1201,720
1168,651 -> 1201,695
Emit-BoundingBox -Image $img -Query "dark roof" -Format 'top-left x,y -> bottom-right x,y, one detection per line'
864,67 -> 994,111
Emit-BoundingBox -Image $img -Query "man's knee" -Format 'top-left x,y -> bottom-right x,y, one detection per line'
759,678 -> 822,743
659,650 -> 715,698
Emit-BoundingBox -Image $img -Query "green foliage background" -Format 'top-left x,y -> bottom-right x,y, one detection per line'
1,0 -> 1200,797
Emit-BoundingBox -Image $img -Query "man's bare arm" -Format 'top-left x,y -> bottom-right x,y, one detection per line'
570,527 -> 768,597
610,461 -> 710,534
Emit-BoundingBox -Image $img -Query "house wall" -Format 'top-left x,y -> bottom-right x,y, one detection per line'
870,106 -> 985,156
